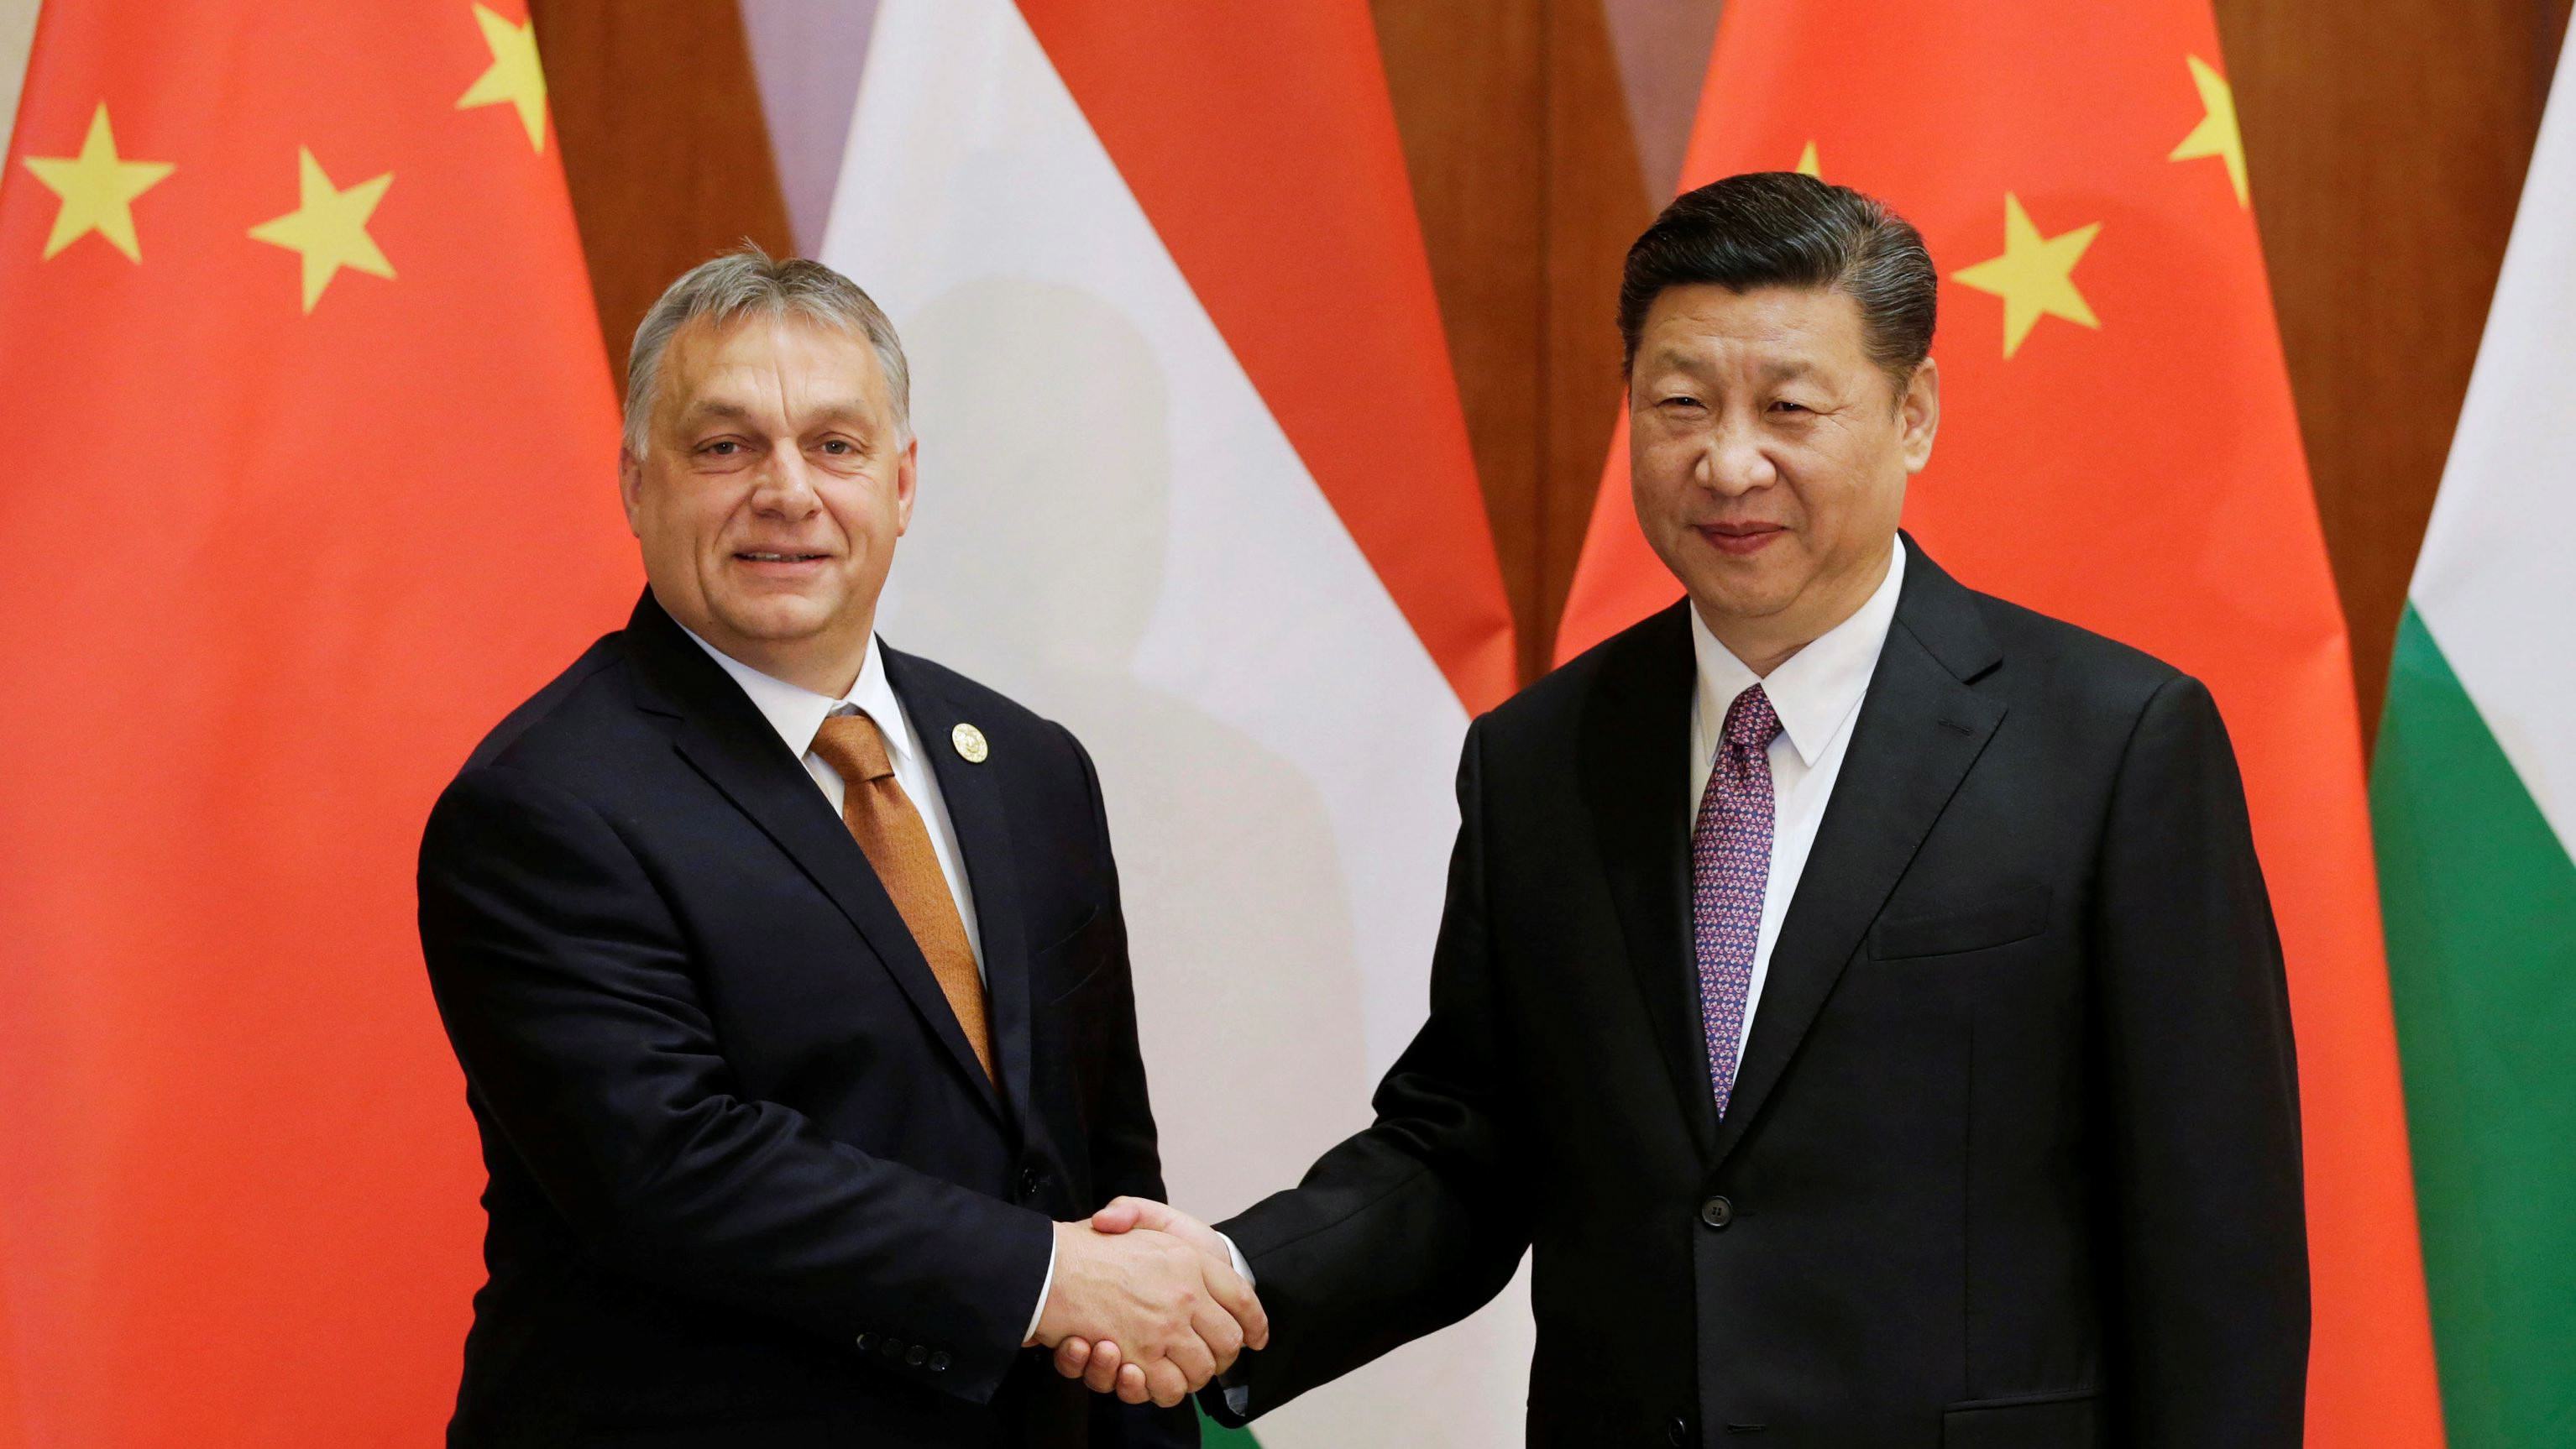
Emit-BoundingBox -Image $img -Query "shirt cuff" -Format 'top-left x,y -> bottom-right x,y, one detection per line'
1217,1232 -> 1254,1415
1023,1232 -> 1058,1344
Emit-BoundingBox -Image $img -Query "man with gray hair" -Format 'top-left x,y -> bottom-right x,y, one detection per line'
416,245 -> 1259,1446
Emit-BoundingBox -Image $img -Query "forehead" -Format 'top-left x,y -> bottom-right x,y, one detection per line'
1636,283 -> 1870,371
657,312 -> 889,417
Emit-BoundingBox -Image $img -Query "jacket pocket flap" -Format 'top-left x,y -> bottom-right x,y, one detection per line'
1942,1387 -> 2103,1448
1869,882 -> 2050,960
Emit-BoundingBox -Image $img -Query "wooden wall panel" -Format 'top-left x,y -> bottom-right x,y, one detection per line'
528,0 -> 794,392
1368,0 -> 1658,682
1369,0 -> 1551,681
1537,0 -> 1657,682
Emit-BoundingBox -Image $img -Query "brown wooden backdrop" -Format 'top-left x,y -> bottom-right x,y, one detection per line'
530,0 -> 2574,747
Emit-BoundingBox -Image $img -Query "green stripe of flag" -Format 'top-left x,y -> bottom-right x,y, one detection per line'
2373,604 -> 2576,1446
1197,1404 -> 1260,1445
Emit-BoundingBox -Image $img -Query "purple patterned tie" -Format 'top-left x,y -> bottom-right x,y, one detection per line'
1692,683 -> 1781,1117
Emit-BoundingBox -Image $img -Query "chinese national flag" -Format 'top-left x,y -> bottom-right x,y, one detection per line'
0,2 -> 636,1442
1556,3 -> 2444,1445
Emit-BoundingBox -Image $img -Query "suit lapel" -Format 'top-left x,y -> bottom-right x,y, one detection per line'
1708,545 -> 2006,1169
1577,604 -> 1722,1160
882,646 -> 1038,1133
620,593 -> 1007,1125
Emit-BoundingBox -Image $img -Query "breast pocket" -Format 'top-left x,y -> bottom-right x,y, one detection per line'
1034,904 -> 1112,1007
1031,905 -> 1125,1098
1868,882 -> 2052,960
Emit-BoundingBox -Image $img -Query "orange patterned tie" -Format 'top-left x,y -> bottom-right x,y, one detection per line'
809,712 -> 994,1084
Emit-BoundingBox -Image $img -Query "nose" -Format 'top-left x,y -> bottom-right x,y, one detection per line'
1696,418 -> 1777,498
747,447 -> 821,519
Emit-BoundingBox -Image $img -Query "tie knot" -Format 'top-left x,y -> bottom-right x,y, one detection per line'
1723,684 -> 1781,751
810,711 -> 896,783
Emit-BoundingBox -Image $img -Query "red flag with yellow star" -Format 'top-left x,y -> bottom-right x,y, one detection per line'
0,2 -> 635,1441
1556,3 -> 2443,1444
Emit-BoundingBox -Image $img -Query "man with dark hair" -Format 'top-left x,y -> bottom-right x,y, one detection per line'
1063,173 -> 2309,1445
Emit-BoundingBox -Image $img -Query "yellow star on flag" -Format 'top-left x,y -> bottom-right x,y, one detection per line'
2169,55 -> 2249,207
1795,141 -> 1821,179
1950,193 -> 2102,358
248,148 -> 396,313
20,103 -> 175,263
458,3 -> 549,152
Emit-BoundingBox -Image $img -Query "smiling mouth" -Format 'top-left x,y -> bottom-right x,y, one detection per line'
736,551 -> 830,562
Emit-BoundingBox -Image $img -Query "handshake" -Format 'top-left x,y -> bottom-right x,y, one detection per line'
1026,1197 -> 1267,1409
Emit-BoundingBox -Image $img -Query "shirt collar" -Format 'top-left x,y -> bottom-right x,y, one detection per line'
676,625 -> 918,767
1689,536 -> 1908,768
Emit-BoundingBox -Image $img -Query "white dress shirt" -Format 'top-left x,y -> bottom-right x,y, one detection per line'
1687,536 -> 1906,1065
678,625 -> 1053,1337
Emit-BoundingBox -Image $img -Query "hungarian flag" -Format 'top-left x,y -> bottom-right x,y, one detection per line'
2374,20 -> 2576,1446
0,2 -> 633,1442
817,1 -> 1519,1441
1554,3 -> 2444,1444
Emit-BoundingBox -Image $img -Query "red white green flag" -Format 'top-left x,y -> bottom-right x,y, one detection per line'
2372,20 -> 2576,1445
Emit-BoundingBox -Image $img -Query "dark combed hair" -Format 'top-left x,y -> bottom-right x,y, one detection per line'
1617,171 -> 1937,392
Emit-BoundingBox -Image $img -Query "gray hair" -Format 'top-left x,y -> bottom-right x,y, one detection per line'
622,243 -> 912,456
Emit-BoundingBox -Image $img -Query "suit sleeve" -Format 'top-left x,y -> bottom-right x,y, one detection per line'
1063,725 -> 1169,1209
1205,718 -> 1532,1424
1058,726 -> 1201,1449
2092,674 -> 2309,1446
416,761 -> 1054,1405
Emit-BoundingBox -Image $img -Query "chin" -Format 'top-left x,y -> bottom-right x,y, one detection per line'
1689,572 -> 1800,622
713,595 -> 835,643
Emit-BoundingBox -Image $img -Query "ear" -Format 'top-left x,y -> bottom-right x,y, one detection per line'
892,433 -> 920,536
1898,357 -> 1941,473
616,443 -> 646,539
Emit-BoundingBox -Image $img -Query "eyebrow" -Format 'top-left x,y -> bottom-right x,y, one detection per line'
675,398 -> 881,431
1641,353 -> 1818,384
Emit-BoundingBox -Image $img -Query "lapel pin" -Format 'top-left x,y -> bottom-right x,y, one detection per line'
951,722 -> 990,764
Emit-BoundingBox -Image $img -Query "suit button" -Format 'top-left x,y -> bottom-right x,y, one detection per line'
853,1333 -> 873,1352
906,1344 -> 928,1367
930,1351 -> 951,1372
1018,1168 -> 1045,1200
1699,1196 -> 1734,1230
1666,1416 -> 1692,1446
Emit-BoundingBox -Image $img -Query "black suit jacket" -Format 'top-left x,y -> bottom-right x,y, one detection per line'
417,590 -> 1195,1448
1212,540 -> 2308,1447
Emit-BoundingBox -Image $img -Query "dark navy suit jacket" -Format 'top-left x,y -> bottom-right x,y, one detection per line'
419,589 -> 1193,1448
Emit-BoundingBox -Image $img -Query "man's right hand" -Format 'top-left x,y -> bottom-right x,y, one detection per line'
1050,1199 -> 1263,1405
1029,1219 -> 1265,1408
